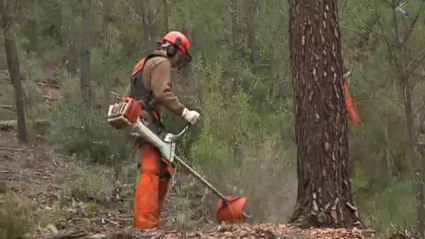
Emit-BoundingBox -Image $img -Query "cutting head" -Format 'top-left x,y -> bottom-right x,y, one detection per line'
215,196 -> 247,223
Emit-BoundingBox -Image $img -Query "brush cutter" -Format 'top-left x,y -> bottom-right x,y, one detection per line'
107,97 -> 250,223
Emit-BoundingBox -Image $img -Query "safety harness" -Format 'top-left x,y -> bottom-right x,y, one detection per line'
130,52 -> 167,136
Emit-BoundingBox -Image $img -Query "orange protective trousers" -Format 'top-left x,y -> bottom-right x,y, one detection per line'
133,142 -> 174,229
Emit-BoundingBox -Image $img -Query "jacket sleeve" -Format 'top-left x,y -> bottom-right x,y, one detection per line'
150,60 -> 186,116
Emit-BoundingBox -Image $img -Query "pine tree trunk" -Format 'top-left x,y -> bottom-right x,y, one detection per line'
289,0 -> 362,228
2,0 -> 28,143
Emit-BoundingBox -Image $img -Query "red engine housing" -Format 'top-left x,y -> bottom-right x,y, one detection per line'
107,97 -> 141,129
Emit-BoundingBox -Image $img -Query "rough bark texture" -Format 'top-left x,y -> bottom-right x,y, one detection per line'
288,0 -> 362,228
80,0 -> 92,108
2,0 -> 28,143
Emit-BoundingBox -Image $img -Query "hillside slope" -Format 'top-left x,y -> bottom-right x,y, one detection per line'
0,130 -> 374,239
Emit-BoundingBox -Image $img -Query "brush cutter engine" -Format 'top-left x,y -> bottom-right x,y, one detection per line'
107,97 -> 187,163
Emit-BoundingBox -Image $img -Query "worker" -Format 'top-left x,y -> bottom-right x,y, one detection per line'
122,31 -> 201,230
343,70 -> 359,125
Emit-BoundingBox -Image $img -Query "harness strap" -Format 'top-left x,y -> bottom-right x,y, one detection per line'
130,53 -> 168,136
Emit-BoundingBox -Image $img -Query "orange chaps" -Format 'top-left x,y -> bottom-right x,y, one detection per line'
133,142 -> 174,229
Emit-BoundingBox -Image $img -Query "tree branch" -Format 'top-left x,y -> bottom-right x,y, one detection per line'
121,0 -> 143,25
148,0 -> 164,24
402,0 -> 425,46
374,9 -> 401,72
406,52 -> 425,80
345,10 -> 396,48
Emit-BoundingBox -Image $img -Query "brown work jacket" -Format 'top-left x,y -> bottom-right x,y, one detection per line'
123,50 -> 185,117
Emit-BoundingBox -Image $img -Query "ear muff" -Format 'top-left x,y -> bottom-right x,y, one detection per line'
174,37 -> 182,47
166,44 -> 177,57
163,37 -> 182,57
166,37 -> 182,57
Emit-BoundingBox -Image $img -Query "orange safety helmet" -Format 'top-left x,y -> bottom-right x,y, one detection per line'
161,31 -> 192,67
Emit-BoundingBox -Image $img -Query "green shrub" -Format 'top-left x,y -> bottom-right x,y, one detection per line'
0,196 -> 36,239
62,165 -> 114,202
48,96 -> 131,164
353,178 -> 416,235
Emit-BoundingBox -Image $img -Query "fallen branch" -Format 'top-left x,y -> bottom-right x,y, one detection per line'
0,147 -> 26,152
1,105 -> 13,110
36,81 -> 60,89
44,95 -> 59,101
0,119 -> 49,131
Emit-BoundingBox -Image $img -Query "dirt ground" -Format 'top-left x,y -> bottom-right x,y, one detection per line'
0,130 -> 133,238
0,130 -> 376,239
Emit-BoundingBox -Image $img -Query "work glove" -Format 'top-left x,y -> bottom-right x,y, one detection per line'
181,108 -> 201,125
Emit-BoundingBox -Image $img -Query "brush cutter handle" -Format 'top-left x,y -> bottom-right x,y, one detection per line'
171,125 -> 190,142
163,125 -> 190,143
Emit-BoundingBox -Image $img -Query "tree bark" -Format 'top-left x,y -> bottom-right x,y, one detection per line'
289,0 -> 362,228
80,0 -> 92,108
2,0 -> 28,143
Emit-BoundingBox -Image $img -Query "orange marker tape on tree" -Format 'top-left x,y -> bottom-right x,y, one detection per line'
344,82 -> 359,125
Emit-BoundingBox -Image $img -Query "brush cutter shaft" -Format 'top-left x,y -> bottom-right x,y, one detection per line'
174,155 -> 251,219
174,155 -> 227,200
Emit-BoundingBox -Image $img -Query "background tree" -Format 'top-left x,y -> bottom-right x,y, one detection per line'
289,0 -> 362,228
2,0 -> 27,143
376,0 -> 425,236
